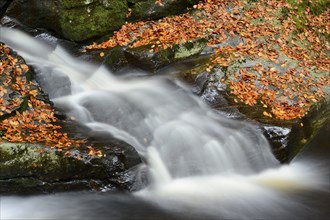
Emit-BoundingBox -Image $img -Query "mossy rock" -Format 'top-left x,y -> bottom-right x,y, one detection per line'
6,0 -> 128,42
128,0 -> 199,22
125,39 -> 207,72
59,2 -> 128,42
0,139 -> 142,194
83,46 -> 129,72
0,142 -> 108,194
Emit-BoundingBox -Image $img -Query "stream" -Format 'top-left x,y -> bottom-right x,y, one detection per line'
1,28 -> 329,219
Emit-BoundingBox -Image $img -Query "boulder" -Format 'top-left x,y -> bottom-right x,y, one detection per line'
0,137 -> 142,194
5,0 -> 128,42
128,0 -> 199,22
177,54 -> 330,163
125,39 -> 207,72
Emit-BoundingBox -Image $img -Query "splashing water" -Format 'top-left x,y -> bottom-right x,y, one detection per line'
1,28 -> 329,219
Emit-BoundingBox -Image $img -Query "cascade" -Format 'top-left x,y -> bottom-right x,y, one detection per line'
1,28 -> 328,219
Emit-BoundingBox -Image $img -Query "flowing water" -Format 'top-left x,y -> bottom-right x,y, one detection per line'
1,28 -> 329,219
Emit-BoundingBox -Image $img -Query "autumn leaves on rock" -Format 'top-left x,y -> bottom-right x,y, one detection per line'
88,0 -> 329,120
0,43 -> 85,151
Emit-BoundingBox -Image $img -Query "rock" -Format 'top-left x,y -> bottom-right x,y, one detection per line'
285,97 -> 330,161
128,0 -> 199,22
261,125 -> 291,161
0,42 -> 31,120
103,46 -> 129,72
0,0 -> 13,18
0,43 -> 143,194
210,63 -> 329,162
84,46 -> 129,72
125,39 -> 207,72
5,0 -> 128,42
176,53 -> 330,163
0,138 -> 142,194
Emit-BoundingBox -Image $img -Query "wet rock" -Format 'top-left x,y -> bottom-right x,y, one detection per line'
5,0 -> 128,42
286,98 -> 330,161
0,43 -> 142,194
0,139 -> 142,194
125,39 -> 207,72
261,125 -> 291,162
128,0 -> 199,22
177,54 -> 330,163
84,46 -> 129,72
0,0 -> 13,18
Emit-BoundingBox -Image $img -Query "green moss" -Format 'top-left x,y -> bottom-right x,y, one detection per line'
60,1 -> 127,41
283,0 -> 329,32
250,18 -> 266,25
288,97 -> 330,160
287,0 -> 329,16
0,148 -> 13,162
174,40 -> 206,60
103,46 -> 128,71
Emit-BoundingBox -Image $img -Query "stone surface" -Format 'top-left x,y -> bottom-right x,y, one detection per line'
5,0 -> 128,42
0,138 -> 142,194
0,118 -> 143,194
128,0 -> 199,22
177,57 -> 330,163
125,39 -> 207,72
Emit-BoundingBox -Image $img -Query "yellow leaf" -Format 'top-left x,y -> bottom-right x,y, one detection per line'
263,111 -> 270,117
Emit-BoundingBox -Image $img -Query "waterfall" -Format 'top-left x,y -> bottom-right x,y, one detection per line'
1,27 -> 328,219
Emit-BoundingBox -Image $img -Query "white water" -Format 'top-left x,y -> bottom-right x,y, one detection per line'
1,28 -> 329,219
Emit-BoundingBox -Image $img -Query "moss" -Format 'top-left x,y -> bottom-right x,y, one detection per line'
283,0 -> 330,32
125,39 -> 207,72
174,40 -> 206,60
103,46 -> 128,71
286,0 -> 329,16
125,44 -> 171,71
59,1 -> 127,41
287,97 -> 330,160
0,148 -> 13,162
0,143 -> 104,180
250,18 -> 266,26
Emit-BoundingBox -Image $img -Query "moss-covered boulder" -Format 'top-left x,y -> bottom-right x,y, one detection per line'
0,137 -> 142,194
128,0 -> 199,22
5,0 -> 128,42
